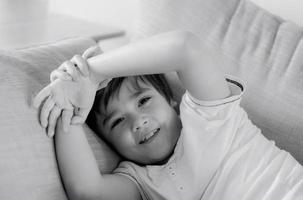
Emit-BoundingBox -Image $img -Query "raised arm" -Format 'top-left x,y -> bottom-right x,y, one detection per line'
34,31 -> 231,200
55,118 -> 141,200
33,31 -> 231,136
88,31 -> 231,101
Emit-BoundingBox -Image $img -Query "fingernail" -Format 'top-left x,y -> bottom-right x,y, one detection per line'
41,120 -> 47,128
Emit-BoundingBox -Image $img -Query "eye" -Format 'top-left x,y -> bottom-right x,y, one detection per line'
138,96 -> 151,107
110,117 -> 124,130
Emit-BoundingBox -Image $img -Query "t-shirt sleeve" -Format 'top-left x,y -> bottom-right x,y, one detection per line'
180,75 -> 245,122
185,75 -> 244,107
178,75 -> 246,162
114,161 -> 150,200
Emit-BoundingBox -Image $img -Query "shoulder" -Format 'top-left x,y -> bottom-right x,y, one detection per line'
180,75 -> 245,121
99,172 -> 142,200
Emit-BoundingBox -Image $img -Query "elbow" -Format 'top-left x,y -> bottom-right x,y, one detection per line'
66,183 -> 103,200
172,30 -> 199,49
169,31 -> 201,67
65,184 -> 89,200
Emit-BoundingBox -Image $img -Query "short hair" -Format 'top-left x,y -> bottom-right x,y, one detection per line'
86,74 -> 173,136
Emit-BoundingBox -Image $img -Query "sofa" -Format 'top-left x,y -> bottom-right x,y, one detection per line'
1,0 -> 303,199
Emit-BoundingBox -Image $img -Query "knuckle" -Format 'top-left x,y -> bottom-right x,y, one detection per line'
63,60 -> 70,66
75,54 -> 82,59
73,54 -> 82,61
48,117 -> 55,125
48,122 -> 54,129
62,111 -> 68,117
66,65 -> 76,73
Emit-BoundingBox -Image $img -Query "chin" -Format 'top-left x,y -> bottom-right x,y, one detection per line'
148,143 -> 176,165
129,145 -> 173,165
149,131 -> 180,165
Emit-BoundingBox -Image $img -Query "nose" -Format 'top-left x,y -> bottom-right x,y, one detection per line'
132,116 -> 149,133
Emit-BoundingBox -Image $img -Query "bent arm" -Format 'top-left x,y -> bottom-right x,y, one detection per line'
55,118 -> 141,200
88,31 -> 231,101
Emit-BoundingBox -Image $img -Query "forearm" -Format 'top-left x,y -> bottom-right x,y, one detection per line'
87,31 -> 231,101
87,31 -> 188,79
55,118 -> 103,199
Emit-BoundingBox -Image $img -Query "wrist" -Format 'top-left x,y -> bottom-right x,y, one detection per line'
90,73 -> 100,89
86,60 -> 111,90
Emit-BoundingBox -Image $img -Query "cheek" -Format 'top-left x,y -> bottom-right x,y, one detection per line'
150,99 -> 173,115
110,129 -> 134,149
158,103 -> 178,121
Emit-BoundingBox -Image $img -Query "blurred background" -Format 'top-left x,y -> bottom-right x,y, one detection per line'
50,0 -> 303,27
0,0 -> 139,30
1,0 -> 303,33
49,0 -> 139,31
0,0 -> 302,49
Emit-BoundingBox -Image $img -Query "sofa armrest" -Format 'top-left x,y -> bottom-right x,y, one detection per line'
0,37 -> 119,200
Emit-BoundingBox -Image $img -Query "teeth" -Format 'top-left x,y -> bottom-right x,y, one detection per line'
141,128 -> 159,143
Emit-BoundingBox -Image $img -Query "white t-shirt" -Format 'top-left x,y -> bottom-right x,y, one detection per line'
114,76 -> 303,200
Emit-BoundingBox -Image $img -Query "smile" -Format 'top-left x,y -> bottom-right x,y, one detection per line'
139,128 -> 160,144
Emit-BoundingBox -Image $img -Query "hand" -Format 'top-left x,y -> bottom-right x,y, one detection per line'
50,45 -> 112,123
33,73 -> 98,137
33,46 -> 102,137
50,45 -> 102,84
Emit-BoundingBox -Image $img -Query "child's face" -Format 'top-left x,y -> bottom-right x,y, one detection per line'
99,78 -> 181,165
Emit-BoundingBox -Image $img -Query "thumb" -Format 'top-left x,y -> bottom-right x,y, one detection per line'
71,108 -> 90,124
62,109 -> 73,132
82,45 -> 103,60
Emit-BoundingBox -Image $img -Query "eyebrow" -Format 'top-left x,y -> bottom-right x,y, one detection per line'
102,111 -> 116,127
102,87 -> 151,127
130,88 -> 149,99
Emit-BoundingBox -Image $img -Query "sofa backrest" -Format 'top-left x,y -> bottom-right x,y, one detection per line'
133,0 -> 303,164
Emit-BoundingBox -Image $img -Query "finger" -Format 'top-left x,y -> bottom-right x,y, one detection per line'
47,106 -> 62,138
82,45 -> 103,60
98,78 -> 112,90
71,55 -> 89,77
58,61 -> 68,71
62,109 -> 73,132
65,61 -> 80,81
33,85 -> 51,108
71,108 -> 90,124
50,69 -> 72,82
40,95 -> 55,128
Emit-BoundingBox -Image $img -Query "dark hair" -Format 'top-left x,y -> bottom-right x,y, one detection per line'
86,74 -> 173,136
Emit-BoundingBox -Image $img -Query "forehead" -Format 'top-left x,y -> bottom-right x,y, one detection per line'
101,77 -> 154,112
123,77 -> 151,93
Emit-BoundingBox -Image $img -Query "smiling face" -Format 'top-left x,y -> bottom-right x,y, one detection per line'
97,77 -> 181,165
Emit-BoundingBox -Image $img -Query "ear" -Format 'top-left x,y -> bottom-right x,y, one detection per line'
170,99 -> 180,114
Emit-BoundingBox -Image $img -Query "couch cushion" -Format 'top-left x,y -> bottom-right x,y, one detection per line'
0,37 -> 119,200
133,0 -> 303,164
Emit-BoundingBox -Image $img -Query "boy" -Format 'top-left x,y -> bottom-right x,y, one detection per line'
34,31 -> 303,200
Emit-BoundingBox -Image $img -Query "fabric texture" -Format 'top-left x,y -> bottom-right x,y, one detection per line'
0,37 -> 119,200
133,0 -> 303,164
115,78 -> 303,200
2,0 -> 303,199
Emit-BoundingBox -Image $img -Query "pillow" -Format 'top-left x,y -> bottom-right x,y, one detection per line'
0,37 -> 119,200
133,0 -> 303,164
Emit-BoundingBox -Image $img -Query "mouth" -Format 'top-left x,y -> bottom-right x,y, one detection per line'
139,128 -> 160,144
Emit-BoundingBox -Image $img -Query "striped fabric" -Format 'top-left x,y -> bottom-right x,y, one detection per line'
0,37 -> 119,200
133,0 -> 303,164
